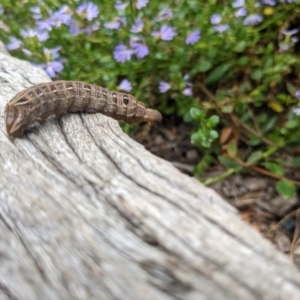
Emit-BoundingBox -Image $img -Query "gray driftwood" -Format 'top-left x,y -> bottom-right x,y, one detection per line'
1,42 -> 300,300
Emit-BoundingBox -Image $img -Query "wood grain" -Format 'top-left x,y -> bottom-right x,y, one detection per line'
5,80 -> 162,137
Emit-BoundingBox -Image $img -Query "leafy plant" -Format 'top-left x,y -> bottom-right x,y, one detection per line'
1,0 -> 300,199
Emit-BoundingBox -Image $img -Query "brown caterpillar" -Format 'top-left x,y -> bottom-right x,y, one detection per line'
5,80 -> 162,137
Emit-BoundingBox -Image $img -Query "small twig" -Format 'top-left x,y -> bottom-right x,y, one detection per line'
202,167 -> 242,185
226,154 -> 300,186
290,209 -> 300,261
230,115 -> 277,147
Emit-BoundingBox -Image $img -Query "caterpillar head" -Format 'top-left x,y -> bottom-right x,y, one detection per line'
5,103 -> 27,137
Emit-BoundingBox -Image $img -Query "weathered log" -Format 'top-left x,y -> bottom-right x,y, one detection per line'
1,42 -> 300,300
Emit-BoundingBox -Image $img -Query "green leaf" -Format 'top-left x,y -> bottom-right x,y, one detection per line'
249,136 -> 263,146
169,64 -> 181,74
277,93 -> 288,102
286,82 -> 297,97
196,58 -> 212,72
190,108 -> 204,119
191,132 -> 201,144
237,56 -> 249,66
285,119 -> 299,129
261,116 -> 277,133
265,162 -> 283,175
276,180 -> 295,200
263,56 -> 273,69
227,140 -> 237,157
221,104 -> 234,113
201,140 -> 211,148
205,62 -> 232,84
208,115 -> 220,127
209,130 -> 219,139
246,151 -> 262,166
256,113 -> 267,123
250,68 -> 263,80
292,157 -> 300,167
218,156 -> 240,168
233,41 -> 247,53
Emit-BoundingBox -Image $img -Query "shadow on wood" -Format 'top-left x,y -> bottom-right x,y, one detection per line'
1,42 -> 300,300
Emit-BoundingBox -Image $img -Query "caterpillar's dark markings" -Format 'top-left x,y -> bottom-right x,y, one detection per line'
5,80 -> 162,137
42,86 -> 48,93
123,96 -> 129,105
66,83 -> 73,90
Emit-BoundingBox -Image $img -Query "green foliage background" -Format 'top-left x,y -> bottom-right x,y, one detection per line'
1,0 -> 300,198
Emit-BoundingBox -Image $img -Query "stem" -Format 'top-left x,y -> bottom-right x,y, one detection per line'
201,167 -> 242,185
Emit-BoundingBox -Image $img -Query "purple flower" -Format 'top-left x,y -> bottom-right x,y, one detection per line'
232,0 -> 245,7
113,44 -> 133,63
43,46 -> 61,61
119,17 -> 127,26
185,30 -> 201,45
182,75 -> 193,96
115,1 -> 128,10
156,8 -> 173,21
131,18 -> 144,33
295,91 -> 300,98
37,19 -> 53,31
30,6 -> 42,19
214,24 -> 229,33
235,7 -> 247,17
104,16 -> 126,29
211,13 -> 222,25
44,61 -> 64,78
104,17 -> 127,29
292,37 -> 298,43
293,108 -> 300,116
282,28 -> 299,35
184,74 -> 190,81
243,14 -> 263,26
279,43 -> 289,52
131,42 -> 149,58
50,5 -> 71,26
76,2 -> 99,21
81,21 -> 100,35
136,0 -> 149,9
33,47 -> 65,78
182,87 -> 193,96
21,28 -> 49,42
118,79 -> 132,92
69,19 -> 80,36
104,20 -> 121,29
159,81 -> 171,93
36,5 -> 72,32
36,31 -> 50,42
152,25 -> 176,41
44,47 -> 64,77
0,4 -> 3,14
69,18 -> 99,36
261,0 -> 276,5
6,37 -> 22,50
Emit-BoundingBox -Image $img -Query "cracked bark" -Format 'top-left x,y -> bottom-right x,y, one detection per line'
1,41 -> 300,300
